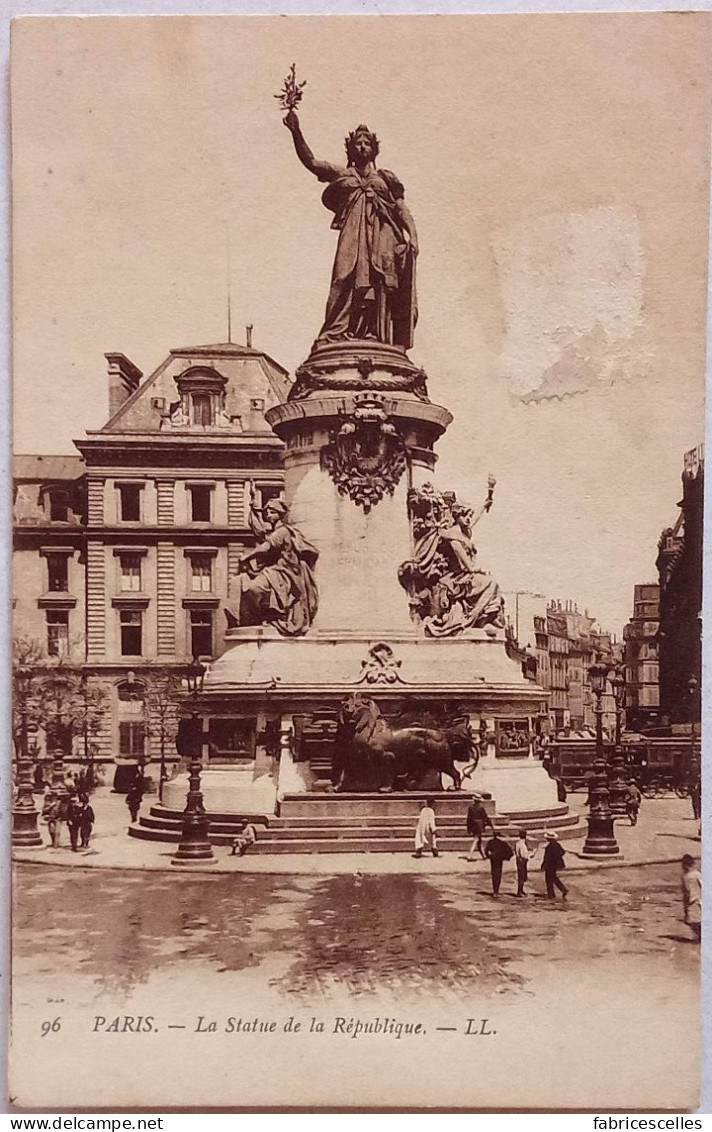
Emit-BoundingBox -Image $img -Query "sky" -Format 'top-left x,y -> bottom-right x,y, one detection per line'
10,12 -> 711,634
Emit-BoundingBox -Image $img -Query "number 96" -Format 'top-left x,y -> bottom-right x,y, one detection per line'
41,1018 -> 61,1036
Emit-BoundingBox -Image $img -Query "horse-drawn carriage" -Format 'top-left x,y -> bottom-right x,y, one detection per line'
625,738 -> 699,798
546,736 -> 698,797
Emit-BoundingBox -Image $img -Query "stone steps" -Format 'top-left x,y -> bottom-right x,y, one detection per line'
128,796 -> 586,852
129,826 -> 586,852
250,827 -> 586,854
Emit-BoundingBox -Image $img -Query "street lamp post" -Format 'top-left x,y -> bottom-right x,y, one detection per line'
582,663 -> 620,856
607,745 -> 629,816
687,674 -> 700,736
607,668 -> 629,815
171,658 -> 214,865
12,665 -> 43,847
610,667 -> 626,747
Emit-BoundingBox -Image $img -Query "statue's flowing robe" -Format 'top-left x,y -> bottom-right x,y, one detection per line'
229,522 -> 319,637
318,167 -> 417,348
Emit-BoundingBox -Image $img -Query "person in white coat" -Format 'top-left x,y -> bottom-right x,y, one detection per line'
413,798 -> 439,858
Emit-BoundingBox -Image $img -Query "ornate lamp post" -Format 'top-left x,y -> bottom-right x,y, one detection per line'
582,663 -> 620,856
610,667 -> 626,746
606,668 -> 629,815
607,745 -> 629,816
171,658 -> 214,865
12,664 -> 43,847
687,674 -> 700,735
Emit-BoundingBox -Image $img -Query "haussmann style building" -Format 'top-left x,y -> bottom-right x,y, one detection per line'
13,337 -> 290,782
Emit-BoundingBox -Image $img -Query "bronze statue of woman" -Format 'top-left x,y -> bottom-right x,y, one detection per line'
283,109 -> 418,350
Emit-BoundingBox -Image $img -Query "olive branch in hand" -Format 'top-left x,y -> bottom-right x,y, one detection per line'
274,64 -> 307,112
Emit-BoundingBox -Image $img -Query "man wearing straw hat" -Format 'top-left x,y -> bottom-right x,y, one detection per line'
541,831 -> 568,900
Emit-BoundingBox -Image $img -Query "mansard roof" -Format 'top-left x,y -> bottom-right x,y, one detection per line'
13,454 -> 85,482
100,340 -> 291,435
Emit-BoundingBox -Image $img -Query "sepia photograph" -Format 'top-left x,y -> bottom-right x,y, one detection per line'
8,11 -> 709,1111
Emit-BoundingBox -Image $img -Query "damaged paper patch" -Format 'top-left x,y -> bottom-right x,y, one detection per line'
492,206 -> 646,402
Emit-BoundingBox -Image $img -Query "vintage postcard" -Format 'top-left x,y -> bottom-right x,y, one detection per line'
9,12 -> 709,1111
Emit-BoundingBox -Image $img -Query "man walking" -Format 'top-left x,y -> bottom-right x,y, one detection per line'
413,798 -> 439,859
625,780 -> 642,826
78,795 -> 95,849
126,780 -> 143,824
681,854 -> 701,943
43,795 -> 63,849
466,794 -> 493,860
484,829 -> 513,897
66,794 -> 82,852
514,828 -> 536,897
541,831 -> 568,900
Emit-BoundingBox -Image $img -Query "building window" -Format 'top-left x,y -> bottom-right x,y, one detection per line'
119,554 -> 142,591
257,485 -> 283,511
46,610 -> 69,656
190,609 -> 213,657
118,484 -> 141,522
119,722 -> 146,759
189,485 -> 212,523
48,491 -> 69,522
46,554 -> 69,592
192,393 -> 213,427
190,555 -> 213,592
119,610 -> 142,656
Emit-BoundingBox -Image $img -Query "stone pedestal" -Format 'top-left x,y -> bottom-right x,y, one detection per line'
194,340 -> 550,822
266,343 -> 451,637
163,765 -> 278,817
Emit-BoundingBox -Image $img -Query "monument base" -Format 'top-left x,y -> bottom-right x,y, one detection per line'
163,766 -> 277,818
130,786 -> 586,851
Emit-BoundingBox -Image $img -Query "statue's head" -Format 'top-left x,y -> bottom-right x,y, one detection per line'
264,498 -> 288,526
345,125 -> 380,166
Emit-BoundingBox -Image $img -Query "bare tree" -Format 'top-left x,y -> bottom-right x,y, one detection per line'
12,635 -> 108,787
144,667 -> 187,800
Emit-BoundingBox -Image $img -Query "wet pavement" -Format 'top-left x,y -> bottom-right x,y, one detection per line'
10,861 -> 701,1109
13,861 -> 699,1002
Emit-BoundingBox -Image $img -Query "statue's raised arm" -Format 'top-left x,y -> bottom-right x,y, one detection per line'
283,110 -> 343,183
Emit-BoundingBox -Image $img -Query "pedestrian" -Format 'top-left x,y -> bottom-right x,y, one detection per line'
466,794 -> 493,860
625,780 -> 642,826
42,795 -> 63,849
689,779 -> 701,822
231,821 -> 257,856
484,829 -> 513,897
78,794 -> 95,849
514,828 -> 536,897
413,798 -> 439,858
541,831 -> 568,900
126,781 -> 143,824
66,794 -> 83,852
681,854 -> 701,943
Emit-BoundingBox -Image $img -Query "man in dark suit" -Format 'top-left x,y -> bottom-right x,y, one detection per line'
484,830 -> 513,897
466,794 -> 493,860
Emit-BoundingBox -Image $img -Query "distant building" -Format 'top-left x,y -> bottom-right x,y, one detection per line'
656,444 -> 703,729
505,593 -> 620,734
623,584 -> 660,732
13,338 -> 289,766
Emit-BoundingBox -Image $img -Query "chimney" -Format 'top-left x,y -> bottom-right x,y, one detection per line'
106,353 -> 143,418
245,324 -> 253,349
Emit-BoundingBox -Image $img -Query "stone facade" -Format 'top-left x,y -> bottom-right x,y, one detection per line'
13,340 -> 288,768
623,584 -> 661,732
656,446 -> 703,729
506,594 -> 621,734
